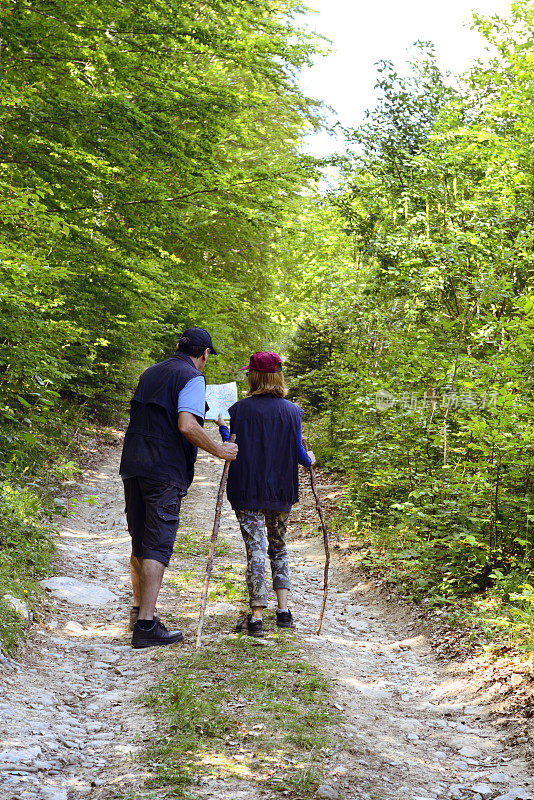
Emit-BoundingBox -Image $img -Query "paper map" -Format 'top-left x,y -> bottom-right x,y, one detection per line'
205,382 -> 238,420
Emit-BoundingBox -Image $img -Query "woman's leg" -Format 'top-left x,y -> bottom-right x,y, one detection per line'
264,510 -> 291,607
234,509 -> 268,616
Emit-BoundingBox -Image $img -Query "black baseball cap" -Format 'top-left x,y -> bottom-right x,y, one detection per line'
179,327 -> 218,355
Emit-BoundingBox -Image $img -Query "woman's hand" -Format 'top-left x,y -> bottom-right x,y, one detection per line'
217,412 -> 226,426
307,450 -> 316,467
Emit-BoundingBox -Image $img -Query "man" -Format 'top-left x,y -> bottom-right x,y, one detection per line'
119,327 -> 238,648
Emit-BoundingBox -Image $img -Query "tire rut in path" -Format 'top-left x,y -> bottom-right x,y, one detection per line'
0,433 -> 532,800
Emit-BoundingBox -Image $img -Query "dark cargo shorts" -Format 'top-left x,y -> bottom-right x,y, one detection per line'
123,477 -> 186,566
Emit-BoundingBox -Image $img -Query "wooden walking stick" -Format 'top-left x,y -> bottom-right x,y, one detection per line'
302,438 -> 330,636
195,433 -> 236,650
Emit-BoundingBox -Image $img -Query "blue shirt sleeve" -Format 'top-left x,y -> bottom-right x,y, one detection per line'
298,423 -> 312,468
218,424 -> 230,443
177,375 -> 206,420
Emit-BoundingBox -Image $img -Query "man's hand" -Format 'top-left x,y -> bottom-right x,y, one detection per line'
217,412 -> 226,427
307,450 -> 316,467
219,441 -> 238,461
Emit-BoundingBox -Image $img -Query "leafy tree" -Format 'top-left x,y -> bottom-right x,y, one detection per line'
288,27 -> 534,598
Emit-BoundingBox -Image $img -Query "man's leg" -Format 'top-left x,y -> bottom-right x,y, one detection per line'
124,478 -> 145,610
138,559 -> 165,620
130,555 -> 142,607
131,481 -> 184,647
136,479 -> 181,619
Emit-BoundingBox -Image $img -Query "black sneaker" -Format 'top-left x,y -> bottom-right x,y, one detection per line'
129,607 -> 160,631
276,609 -> 293,628
235,614 -> 264,638
131,620 -> 184,649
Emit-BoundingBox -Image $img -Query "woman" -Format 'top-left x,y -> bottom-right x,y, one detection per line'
217,351 -> 315,637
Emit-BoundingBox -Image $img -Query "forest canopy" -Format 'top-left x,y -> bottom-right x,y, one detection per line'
0,0 -> 321,425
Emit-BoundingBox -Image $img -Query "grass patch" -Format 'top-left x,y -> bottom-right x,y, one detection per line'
208,565 -> 246,603
173,528 -> 231,558
168,562 -> 246,604
0,477 -> 55,652
142,633 -> 335,798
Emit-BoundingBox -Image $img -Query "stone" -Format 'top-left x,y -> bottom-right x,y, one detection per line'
463,706 -> 485,716
494,793 -> 529,800
40,577 -> 117,606
317,785 -> 339,800
31,692 -> 56,707
470,785 -> 493,797
64,621 -> 84,634
510,674 -> 524,689
41,789 -> 68,800
459,747 -> 481,758
0,746 -> 42,763
94,650 -> 120,663
453,760 -> 469,770
2,593 -> 31,621
207,601 -> 235,615
347,604 -> 365,614
490,775 -> 510,784
33,759 -> 54,770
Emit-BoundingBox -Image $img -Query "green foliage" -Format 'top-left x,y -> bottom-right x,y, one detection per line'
0,477 -> 54,652
288,16 -> 534,616
0,0 -> 322,428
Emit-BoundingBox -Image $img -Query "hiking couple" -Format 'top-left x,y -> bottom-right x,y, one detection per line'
119,327 -> 315,648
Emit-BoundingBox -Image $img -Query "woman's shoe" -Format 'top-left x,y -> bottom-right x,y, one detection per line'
276,609 -> 293,628
235,613 -> 264,637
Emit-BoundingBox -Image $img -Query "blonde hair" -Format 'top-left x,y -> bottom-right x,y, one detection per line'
247,370 -> 288,398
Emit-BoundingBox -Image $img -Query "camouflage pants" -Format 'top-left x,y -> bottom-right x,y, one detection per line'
234,509 -> 291,608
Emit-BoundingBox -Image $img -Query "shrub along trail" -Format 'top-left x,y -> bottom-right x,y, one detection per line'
0,430 -> 532,800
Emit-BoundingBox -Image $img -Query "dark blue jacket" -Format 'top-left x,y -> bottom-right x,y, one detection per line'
119,353 -> 204,490
227,395 -> 303,511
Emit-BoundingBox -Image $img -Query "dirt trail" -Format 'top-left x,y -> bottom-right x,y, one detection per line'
1,432 -> 532,800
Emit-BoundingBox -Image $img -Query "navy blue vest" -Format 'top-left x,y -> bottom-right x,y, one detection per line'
227,395 -> 303,511
119,354 -> 204,490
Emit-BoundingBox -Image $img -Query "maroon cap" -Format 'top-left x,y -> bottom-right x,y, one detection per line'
239,351 -> 282,372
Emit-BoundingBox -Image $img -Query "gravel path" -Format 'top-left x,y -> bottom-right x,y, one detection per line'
0,432 -> 532,800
